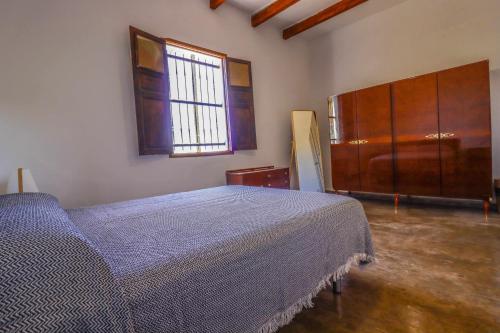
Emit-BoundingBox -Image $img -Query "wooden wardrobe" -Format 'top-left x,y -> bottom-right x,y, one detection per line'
330,60 -> 492,209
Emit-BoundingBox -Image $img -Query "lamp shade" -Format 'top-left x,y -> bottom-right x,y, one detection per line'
7,168 -> 39,194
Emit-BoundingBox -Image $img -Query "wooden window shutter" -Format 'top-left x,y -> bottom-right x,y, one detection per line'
129,26 -> 172,155
226,58 -> 257,150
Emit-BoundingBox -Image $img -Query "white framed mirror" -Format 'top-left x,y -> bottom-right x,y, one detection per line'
290,110 -> 325,192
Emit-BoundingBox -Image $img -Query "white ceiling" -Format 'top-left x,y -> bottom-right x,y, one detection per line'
227,0 -> 408,39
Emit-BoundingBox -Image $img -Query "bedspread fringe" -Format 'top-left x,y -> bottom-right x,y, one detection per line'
258,253 -> 375,333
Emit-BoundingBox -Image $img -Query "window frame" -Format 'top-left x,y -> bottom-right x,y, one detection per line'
165,38 -> 233,158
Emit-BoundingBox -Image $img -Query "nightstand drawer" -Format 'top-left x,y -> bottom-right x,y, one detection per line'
263,169 -> 289,180
263,177 -> 289,189
226,166 -> 290,189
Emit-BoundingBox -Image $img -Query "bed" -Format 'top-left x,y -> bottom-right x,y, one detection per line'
0,185 -> 374,333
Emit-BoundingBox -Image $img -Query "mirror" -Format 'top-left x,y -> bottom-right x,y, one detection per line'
290,110 -> 325,192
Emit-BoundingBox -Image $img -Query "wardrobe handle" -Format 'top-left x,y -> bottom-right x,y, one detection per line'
425,133 -> 439,139
349,140 -> 368,144
440,132 -> 455,138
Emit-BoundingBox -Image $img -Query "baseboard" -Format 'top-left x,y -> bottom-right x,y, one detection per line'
326,190 -> 498,212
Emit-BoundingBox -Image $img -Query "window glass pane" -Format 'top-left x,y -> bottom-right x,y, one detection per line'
329,118 -> 336,144
329,95 -> 340,143
166,44 -> 228,154
328,96 -> 334,118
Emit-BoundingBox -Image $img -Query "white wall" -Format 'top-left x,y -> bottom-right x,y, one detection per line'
308,0 -> 500,191
0,0 -> 312,207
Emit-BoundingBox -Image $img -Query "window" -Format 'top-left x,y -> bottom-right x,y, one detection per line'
166,42 -> 229,155
328,96 -> 339,144
129,27 -> 256,156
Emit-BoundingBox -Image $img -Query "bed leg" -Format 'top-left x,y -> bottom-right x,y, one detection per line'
333,279 -> 342,294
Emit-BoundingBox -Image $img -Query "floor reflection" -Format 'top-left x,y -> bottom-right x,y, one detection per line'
278,200 -> 500,333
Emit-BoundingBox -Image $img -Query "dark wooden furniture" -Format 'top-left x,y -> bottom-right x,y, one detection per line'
437,61 -> 492,200
495,179 -> 500,213
330,92 -> 360,192
356,84 -> 394,194
226,166 -> 290,189
330,60 -> 492,213
392,73 -> 441,197
331,85 -> 394,194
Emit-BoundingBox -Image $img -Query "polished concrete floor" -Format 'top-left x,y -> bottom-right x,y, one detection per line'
279,200 -> 500,333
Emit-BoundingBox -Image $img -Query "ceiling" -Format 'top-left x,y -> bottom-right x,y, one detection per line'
227,0 -> 408,39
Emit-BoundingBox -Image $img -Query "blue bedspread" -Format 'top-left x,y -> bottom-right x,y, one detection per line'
0,193 -> 133,333
70,186 -> 374,333
1,186 -> 374,333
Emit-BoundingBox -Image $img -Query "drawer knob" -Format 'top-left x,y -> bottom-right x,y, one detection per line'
267,174 -> 272,178
267,183 -> 271,187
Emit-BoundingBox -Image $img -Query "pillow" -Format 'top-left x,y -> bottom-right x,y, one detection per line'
0,193 -> 133,332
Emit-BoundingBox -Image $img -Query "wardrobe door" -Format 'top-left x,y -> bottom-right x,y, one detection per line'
330,92 -> 361,191
392,74 -> 441,196
438,60 -> 492,199
356,84 -> 394,193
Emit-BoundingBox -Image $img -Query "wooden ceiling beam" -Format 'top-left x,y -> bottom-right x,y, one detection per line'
283,0 -> 368,39
252,0 -> 300,27
210,0 -> 225,10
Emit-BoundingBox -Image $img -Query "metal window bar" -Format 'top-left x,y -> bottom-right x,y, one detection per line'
173,52 -> 184,150
166,46 -> 227,153
173,143 -> 226,147
167,54 -> 220,69
181,55 -> 192,151
194,57 -> 207,151
210,61 -> 220,144
204,60 -> 213,150
170,100 -> 223,108
190,55 -> 201,152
